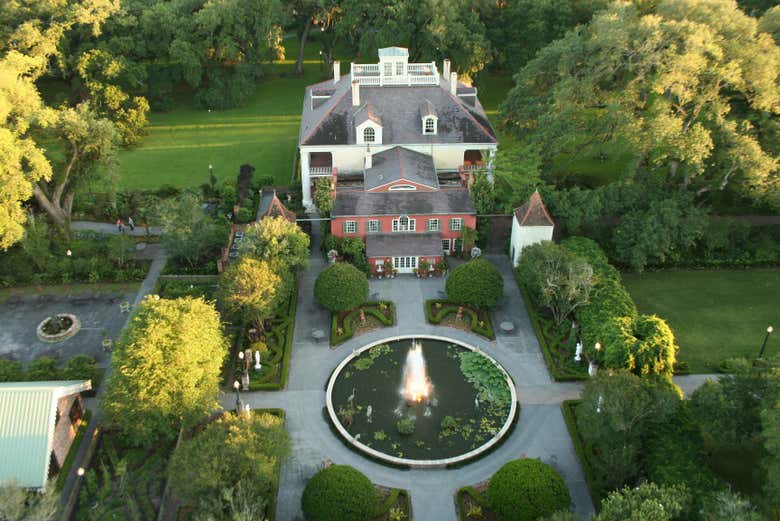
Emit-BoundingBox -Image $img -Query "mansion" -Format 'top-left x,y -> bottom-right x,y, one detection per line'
298,47 -> 498,271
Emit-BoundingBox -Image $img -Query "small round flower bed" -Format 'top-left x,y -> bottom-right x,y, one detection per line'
36,314 -> 81,343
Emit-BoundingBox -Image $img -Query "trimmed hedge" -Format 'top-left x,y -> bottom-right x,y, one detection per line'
560,400 -> 603,505
331,301 -> 396,345
373,488 -> 411,518
315,263 -> 368,312
445,258 -> 504,309
229,282 -> 297,391
487,458 -> 570,521
424,299 -> 495,339
301,465 -> 378,521
560,237 -> 677,377
455,486 -> 490,519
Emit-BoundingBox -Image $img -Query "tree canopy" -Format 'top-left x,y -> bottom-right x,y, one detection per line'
219,256 -> 282,329
445,258 -> 504,308
314,262 -> 368,312
501,0 -> 780,210
102,295 -> 227,444
168,411 -> 290,515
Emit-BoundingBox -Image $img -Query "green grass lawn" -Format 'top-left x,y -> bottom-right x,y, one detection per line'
117,35 -> 342,191
622,269 -> 780,373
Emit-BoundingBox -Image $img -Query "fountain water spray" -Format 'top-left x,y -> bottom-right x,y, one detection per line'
401,340 -> 432,403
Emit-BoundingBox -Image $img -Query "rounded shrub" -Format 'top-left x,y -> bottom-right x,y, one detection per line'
445,258 -> 504,308
301,464 -> 377,521
487,458 -> 570,521
314,263 -> 368,312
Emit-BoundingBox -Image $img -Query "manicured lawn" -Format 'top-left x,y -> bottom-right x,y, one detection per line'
116,35 -> 341,191
622,269 -> 780,373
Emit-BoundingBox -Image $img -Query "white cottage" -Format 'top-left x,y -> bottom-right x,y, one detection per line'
298,46 -> 498,208
509,191 -> 555,266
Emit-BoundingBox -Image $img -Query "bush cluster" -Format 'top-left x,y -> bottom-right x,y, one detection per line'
301,465 -> 377,521
487,458 -> 570,521
0,355 -> 99,386
315,263 -> 369,313
561,237 -> 677,376
0,232 -> 149,287
445,259 -> 504,309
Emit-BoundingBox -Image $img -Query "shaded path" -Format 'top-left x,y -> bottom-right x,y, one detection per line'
71,220 -> 161,236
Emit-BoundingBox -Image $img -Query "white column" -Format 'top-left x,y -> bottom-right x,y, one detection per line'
487,148 -> 496,183
301,151 -> 312,208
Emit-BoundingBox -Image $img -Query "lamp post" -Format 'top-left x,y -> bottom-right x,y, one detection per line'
233,380 -> 241,413
758,326 -> 774,359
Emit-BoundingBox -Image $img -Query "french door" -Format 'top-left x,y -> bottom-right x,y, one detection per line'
392,256 -> 418,273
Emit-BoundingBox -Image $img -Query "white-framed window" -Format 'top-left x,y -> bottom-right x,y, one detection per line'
450,218 -> 463,231
367,219 -> 380,233
428,218 -> 440,232
442,239 -> 451,253
392,216 -> 416,232
389,184 -> 417,191
423,117 -> 436,135
384,62 -> 393,76
393,256 -> 418,269
396,62 -> 404,75
363,127 -> 375,143
344,220 -> 357,234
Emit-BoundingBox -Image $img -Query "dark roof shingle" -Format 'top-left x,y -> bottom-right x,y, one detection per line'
332,189 -> 474,217
366,232 -> 442,257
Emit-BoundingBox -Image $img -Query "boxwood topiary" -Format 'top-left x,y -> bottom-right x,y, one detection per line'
301,464 -> 377,521
487,458 -> 570,521
445,259 -> 504,309
314,263 -> 368,312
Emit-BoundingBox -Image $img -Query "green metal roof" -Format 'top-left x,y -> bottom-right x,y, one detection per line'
0,381 -> 91,488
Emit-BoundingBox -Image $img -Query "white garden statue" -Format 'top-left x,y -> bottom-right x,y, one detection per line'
574,341 -> 583,362
254,350 -> 262,371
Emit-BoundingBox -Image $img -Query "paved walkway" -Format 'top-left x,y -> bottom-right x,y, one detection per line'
71,220 -> 161,236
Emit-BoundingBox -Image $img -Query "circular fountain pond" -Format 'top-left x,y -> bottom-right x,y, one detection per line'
326,335 -> 517,467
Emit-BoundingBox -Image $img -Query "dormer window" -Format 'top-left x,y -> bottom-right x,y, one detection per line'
364,127 -> 376,143
423,117 -> 436,135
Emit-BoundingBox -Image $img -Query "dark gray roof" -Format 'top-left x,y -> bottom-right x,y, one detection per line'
421,99 -> 436,118
366,232 -> 442,257
364,147 -> 438,190
354,102 -> 381,126
299,76 -> 497,146
332,189 -> 474,217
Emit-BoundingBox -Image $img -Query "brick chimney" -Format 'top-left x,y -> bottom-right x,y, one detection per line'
352,80 -> 360,106
443,59 -> 451,80
450,72 -> 457,95
333,61 -> 340,83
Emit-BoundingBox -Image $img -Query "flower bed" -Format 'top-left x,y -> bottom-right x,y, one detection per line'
55,409 -> 92,491
424,300 -> 494,340
36,313 -> 81,342
331,301 -> 396,346
516,282 -> 588,381
373,487 -> 412,520
75,431 -> 172,521
227,283 -> 297,391
455,484 -> 497,521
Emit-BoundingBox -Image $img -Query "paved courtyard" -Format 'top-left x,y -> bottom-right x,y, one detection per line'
220,218 -> 597,521
0,289 -> 137,367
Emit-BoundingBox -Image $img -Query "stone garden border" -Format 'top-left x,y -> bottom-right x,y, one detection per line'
36,313 -> 81,343
325,334 -> 518,469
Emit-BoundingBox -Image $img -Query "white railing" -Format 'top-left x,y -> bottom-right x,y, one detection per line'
351,62 -> 439,86
309,166 -> 333,177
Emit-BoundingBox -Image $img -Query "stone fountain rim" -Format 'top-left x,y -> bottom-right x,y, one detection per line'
36,313 -> 81,343
325,334 -> 518,469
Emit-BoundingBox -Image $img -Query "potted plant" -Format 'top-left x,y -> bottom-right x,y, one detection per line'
436,259 -> 449,276
383,258 -> 395,278
418,260 -> 430,278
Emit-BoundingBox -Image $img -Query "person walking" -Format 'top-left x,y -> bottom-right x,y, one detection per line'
128,216 -> 135,231
116,219 -> 124,233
